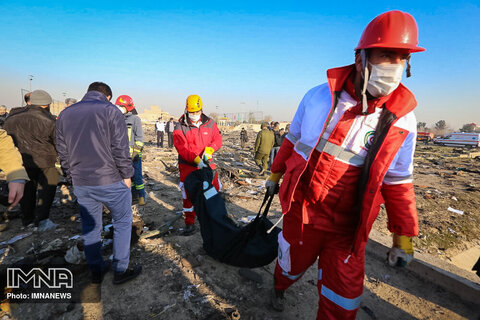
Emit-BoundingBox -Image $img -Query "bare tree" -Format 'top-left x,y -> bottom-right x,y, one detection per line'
435,120 -> 446,131
264,115 -> 272,122
417,122 -> 427,130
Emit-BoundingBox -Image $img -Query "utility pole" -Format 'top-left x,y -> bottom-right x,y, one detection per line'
28,75 -> 34,92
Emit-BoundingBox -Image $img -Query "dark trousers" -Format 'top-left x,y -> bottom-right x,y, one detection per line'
131,157 -> 146,198
167,132 -> 173,148
20,167 -> 59,226
156,131 -> 164,147
73,181 -> 132,273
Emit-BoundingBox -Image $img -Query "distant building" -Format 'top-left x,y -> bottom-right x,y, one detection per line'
138,105 -> 175,122
217,117 -> 232,126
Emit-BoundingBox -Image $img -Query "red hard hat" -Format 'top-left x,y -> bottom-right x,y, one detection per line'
355,10 -> 425,53
115,95 -> 135,112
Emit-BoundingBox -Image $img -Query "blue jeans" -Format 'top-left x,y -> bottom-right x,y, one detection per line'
74,181 -> 132,273
132,158 -> 146,198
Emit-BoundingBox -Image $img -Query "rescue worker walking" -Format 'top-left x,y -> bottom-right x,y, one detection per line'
254,122 -> 274,175
240,128 -> 248,149
116,95 -> 146,206
266,11 -> 425,319
173,94 -> 222,236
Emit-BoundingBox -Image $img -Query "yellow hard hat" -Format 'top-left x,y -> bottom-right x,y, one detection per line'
186,94 -> 202,113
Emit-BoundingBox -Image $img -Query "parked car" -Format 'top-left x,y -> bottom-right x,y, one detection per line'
433,132 -> 480,148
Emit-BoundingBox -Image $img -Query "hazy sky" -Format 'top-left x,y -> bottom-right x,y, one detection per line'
1,1 -> 479,129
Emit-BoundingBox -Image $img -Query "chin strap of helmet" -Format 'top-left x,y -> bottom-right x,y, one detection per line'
360,49 -> 370,114
406,55 -> 412,78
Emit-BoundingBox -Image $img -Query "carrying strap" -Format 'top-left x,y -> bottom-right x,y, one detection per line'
257,192 -> 274,219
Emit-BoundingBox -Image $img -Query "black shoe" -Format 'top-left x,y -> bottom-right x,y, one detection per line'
92,260 -> 111,284
113,265 -> 142,285
271,288 -> 285,312
21,219 -> 34,227
183,224 -> 196,236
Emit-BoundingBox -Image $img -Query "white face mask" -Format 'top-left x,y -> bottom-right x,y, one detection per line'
188,113 -> 201,122
366,62 -> 404,97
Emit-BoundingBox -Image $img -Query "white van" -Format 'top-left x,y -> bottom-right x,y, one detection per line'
433,132 -> 480,147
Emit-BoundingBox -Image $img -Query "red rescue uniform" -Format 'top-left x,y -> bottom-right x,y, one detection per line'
173,113 -> 222,225
272,65 -> 418,319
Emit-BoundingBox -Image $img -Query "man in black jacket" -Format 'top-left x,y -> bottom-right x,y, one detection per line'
3,90 -> 58,230
166,118 -> 175,148
269,122 -> 282,168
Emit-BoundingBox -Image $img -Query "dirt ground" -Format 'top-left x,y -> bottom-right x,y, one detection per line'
1,125 -> 479,319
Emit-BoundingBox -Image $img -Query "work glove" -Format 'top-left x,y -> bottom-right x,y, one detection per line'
265,173 -> 282,196
132,144 -> 143,161
194,156 -> 208,169
388,234 -> 414,267
203,147 -> 215,162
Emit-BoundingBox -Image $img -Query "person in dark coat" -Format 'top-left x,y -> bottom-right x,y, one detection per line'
166,118 -> 175,148
269,122 -> 282,167
240,128 -> 248,149
0,105 -> 8,128
3,90 -> 58,230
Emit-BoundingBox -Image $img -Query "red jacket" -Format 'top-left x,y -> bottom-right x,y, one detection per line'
173,113 -> 222,181
272,65 -> 418,254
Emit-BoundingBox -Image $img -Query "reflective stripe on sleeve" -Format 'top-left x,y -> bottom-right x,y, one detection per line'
383,174 -> 413,185
295,142 -> 313,159
320,285 -> 362,311
286,132 -> 299,144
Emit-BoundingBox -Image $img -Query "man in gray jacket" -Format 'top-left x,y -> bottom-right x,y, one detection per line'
57,82 -> 141,284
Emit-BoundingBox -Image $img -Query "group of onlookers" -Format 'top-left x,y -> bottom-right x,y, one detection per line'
1,83 -> 143,285
155,117 -> 175,148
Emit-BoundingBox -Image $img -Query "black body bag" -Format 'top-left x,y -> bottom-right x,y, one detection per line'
184,167 -> 280,268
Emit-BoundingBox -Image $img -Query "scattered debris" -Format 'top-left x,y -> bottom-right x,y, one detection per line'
0,232 -> 32,247
447,207 -> 464,215
64,244 -> 85,264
